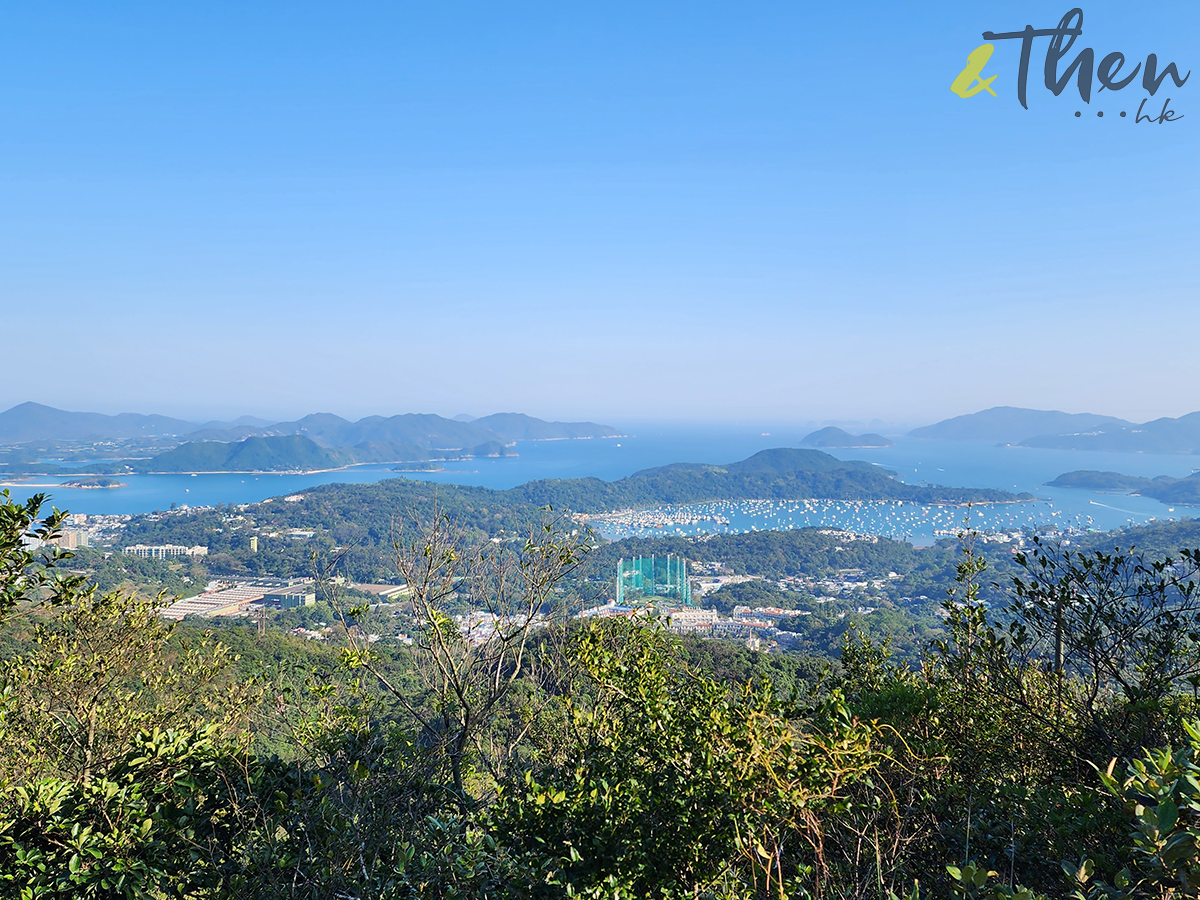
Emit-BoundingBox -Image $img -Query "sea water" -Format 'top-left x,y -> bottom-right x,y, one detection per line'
2,428 -> 1196,542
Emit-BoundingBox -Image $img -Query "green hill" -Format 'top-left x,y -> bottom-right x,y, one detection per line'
504,448 -> 1025,511
1049,469 -> 1200,505
142,435 -> 345,472
129,434 -> 520,473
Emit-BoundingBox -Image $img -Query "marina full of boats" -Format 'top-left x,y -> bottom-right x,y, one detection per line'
579,497 -> 1149,545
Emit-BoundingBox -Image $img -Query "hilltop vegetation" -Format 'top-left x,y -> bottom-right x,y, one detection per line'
1050,469 -> 1200,505
141,435 -> 355,472
505,448 -> 1026,511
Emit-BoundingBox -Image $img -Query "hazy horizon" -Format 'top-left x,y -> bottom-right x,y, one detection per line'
0,397 -> 1193,437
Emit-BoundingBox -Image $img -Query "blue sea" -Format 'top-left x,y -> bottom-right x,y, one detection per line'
3,427 -> 1197,543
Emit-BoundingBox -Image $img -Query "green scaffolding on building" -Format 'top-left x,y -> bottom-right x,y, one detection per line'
615,554 -> 692,606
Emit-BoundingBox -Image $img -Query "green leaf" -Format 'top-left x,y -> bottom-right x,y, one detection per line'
1158,799 -> 1180,834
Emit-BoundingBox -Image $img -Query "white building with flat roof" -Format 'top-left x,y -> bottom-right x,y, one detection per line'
123,544 -> 208,559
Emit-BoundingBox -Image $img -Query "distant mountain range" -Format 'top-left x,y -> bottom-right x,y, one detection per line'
911,406 -> 1200,454
801,426 -> 894,449
0,403 -> 621,449
1048,470 -> 1200,505
1020,413 -> 1200,453
0,402 -> 200,442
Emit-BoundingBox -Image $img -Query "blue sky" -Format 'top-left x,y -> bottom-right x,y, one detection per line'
1,1 -> 1196,426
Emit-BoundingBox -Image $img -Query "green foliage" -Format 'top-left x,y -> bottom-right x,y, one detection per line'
1077,719 -> 1200,898
0,587 -> 252,785
494,618 -> 882,899
0,490 -> 85,621
1010,540 -> 1200,759
707,578 -> 796,612
54,548 -> 203,599
675,635 -> 826,696
944,863 -> 1049,900
0,727 -> 251,899
574,528 -> 918,582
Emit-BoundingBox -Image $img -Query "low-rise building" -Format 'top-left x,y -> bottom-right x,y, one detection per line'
263,588 -> 316,609
663,607 -> 718,634
124,544 -> 208,559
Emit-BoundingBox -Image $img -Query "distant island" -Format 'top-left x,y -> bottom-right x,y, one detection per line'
0,402 -> 621,446
909,407 -> 1131,445
0,403 -> 617,476
801,426 -> 894,449
1022,412 -> 1200,454
911,405 -> 1200,454
59,477 -> 126,489
1048,470 -> 1200,505
89,435 -> 522,475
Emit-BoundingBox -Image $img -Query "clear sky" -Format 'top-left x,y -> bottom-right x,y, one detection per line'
1,1 -> 1196,427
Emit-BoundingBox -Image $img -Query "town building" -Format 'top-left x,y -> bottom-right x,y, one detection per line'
123,544 -> 209,559
263,588 -> 316,609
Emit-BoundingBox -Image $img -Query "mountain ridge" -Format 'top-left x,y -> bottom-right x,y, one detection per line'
911,406 -> 1200,453
100,434 -> 519,474
0,403 -> 620,449
1021,412 -> 1200,453
909,407 -> 1132,444
0,402 -> 200,443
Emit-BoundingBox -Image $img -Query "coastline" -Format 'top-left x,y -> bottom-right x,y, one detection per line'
1,479 -> 127,490
0,435 -> 628,480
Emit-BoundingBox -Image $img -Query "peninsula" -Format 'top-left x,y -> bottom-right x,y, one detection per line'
1048,470 -> 1200,506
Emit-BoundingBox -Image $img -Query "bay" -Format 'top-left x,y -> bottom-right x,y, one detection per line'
2,427 -> 1197,542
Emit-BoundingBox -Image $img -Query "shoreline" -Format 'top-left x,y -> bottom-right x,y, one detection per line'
0,434 -> 626,480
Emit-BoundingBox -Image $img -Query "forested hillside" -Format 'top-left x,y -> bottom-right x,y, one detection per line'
9,491 -> 1200,898
504,448 -> 1027,510
1050,469 -> 1200,505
